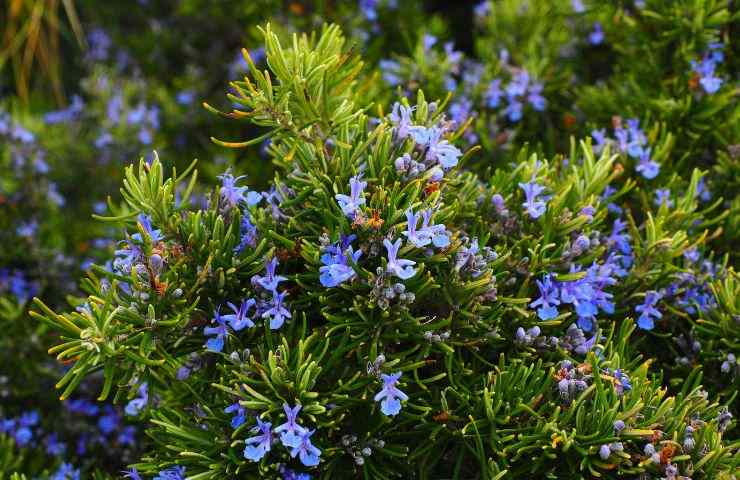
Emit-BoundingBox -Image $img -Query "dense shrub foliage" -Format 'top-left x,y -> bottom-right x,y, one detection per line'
1,1 -> 739,479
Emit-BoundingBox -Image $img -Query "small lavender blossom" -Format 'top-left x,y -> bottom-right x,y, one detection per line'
290,429 -> 322,467
275,404 -> 307,447
588,22 -> 604,45
374,372 -> 408,416
335,175 -> 367,219
320,237 -> 362,288
222,299 -> 257,331
262,290 -> 291,330
486,79 -> 504,108
204,308 -> 229,352
125,383 -> 148,416
383,238 -> 417,280
527,82 -> 546,111
218,170 -> 260,209
253,257 -> 287,292
598,444 -> 611,460
635,149 -> 660,179
154,465 -> 186,480
412,126 -> 462,169
389,103 -> 414,140
224,402 -> 247,429
519,180 -> 548,219
654,189 -> 673,208
635,290 -> 663,330
530,274 -> 560,320
244,418 -> 273,461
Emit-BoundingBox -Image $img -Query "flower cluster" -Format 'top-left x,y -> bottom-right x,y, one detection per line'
592,118 -> 660,179
690,43 -> 725,94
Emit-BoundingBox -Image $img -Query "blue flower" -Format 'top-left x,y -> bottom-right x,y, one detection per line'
383,238 -> 416,280
234,212 -> 258,253
654,189 -> 673,208
125,383 -> 149,416
218,170 -> 257,209
503,99 -> 523,122
635,148 -> 660,179
599,444 -> 611,460
527,82 -> 546,111
290,429 -> 322,467
519,180 -> 548,219
262,290 -> 291,330
45,433 -> 66,456
244,417 -> 273,462
275,404 -> 307,447
253,257 -> 287,292
379,59 -> 402,86
612,369 -> 632,395
204,308 -> 229,352
375,372 -> 408,416
225,402 -> 247,429
335,175 -> 367,219
530,274 -> 560,320
319,238 -> 362,288
50,463 -> 80,480
154,465 -> 186,480
411,126 -> 462,169
486,79 -> 503,108
591,129 -> 608,154
691,46 -> 724,94
222,299 -> 257,331
389,103 -> 414,140
123,468 -> 143,480
589,22 -> 604,45
635,290 -> 662,330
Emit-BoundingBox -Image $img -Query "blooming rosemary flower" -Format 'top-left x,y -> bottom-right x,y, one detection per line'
374,371 -> 408,416
486,79 -> 503,108
234,212 -> 258,253
275,404 -> 307,447
654,188 -> 673,208
218,170 -> 261,210
224,402 -> 247,429
204,308 -> 229,352
612,368 -> 632,395
530,274 -> 560,320
244,417 -> 273,462
253,257 -> 287,293
402,208 -> 449,248
335,175 -> 367,219
635,148 -> 660,179
411,126 -> 462,169
123,468 -> 143,480
519,180 -> 549,219
691,44 -> 724,94
635,290 -> 663,330
262,290 -> 291,329
153,465 -> 186,480
290,429 -> 322,467
588,23 -> 604,45
125,383 -> 148,416
50,463 -> 81,480
320,237 -> 362,288
383,238 -> 417,280
222,299 -> 257,331
389,102 -> 414,140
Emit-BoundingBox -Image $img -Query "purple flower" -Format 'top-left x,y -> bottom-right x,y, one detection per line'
412,126 -> 462,169
123,468 -> 143,480
222,299 -> 257,331
244,418 -> 273,462
219,170 -> 260,209
319,238 -> 362,288
635,290 -> 663,330
335,175 -> 367,219
591,129 -> 608,154
503,99 -> 523,122
389,103 -> 414,140
262,290 -> 291,330
519,180 -> 548,219
374,371 -> 408,416
125,383 -> 149,416
635,149 -> 660,179
402,208 -> 449,248
225,402 -> 247,429
613,369 -> 632,395
654,189 -> 673,208
530,274 -> 560,320
290,429 -> 322,467
379,59 -> 402,86
275,404 -> 307,447
383,238 -> 416,280
588,22 -> 604,45
51,463 -> 81,480
599,443 -> 611,459
486,79 -> 504,108
45,433 -> 66,456
253,257 -> 287,292
527,82 -> 546,111
154,465 -> 186,480
234,212 -> 258,253
204,308 -> 229,352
